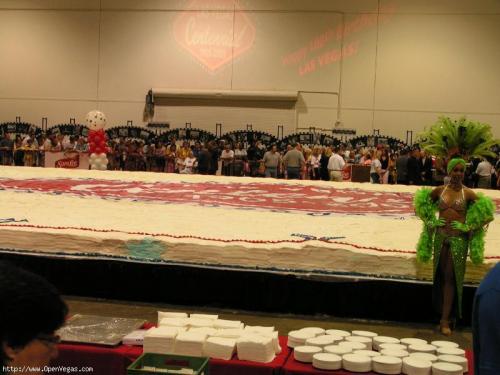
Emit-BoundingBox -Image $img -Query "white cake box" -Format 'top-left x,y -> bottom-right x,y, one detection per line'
189,327 -> 219,336
213,328 -> 245,339
372,355 -> 403,375
214,319 -> 243,329
244,326 -> 275,334
293,345 -> 322,363
407,343 -> 437,354
373,336 -> 400,351
157,311 -> 188,322
174,331 -> 208,357
325,329 -> 351,338
190,313 -> 218,320
345,335 -> 372,350
436,347 -> 466,357
203,337 -> 236,360
342,353 -> 372,373
159,317 -> 188,328
324,345 -> 352,356
305,335 -> 336,347
432,362 -> 463,375
312,353 -> 342,370
438,354 -> 468,372
402,356 -> 432,375
236,334 -> 275,363
186,318 -> 215,328
143,327 -> 179,354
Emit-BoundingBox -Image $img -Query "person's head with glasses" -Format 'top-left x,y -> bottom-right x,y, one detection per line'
0,262 -> 68,372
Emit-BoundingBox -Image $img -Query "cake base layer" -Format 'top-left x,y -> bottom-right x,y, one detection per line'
0,166 -> 498,284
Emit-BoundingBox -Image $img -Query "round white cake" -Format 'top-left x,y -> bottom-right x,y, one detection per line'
305,335 -> 336,347
437,354 -> 468,372
325,329 -> 351,337
436,347 -> 465,357
342,353 -> 372,373
373,336 -> 400,351
372,355 -> 403,375
293,345 -> 322,363
312,353 -> 342,370
432,361 -> 463,375
402,356 -> 432,375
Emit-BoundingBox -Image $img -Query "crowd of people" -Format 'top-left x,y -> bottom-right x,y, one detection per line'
1,132 -> 499,188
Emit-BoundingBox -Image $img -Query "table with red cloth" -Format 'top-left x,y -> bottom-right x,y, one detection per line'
51,336 -> 290,375
281,348 -> 475,375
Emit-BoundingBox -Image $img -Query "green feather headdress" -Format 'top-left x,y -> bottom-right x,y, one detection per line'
418,117 -> 499,159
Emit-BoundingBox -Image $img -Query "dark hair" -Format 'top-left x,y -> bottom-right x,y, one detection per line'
0,262 -> 68,365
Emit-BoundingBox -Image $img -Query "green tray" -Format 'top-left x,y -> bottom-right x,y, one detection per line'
128,353 -> 209,375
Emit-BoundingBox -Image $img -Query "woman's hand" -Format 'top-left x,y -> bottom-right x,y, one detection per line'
427,217 -> 446,228
451,221 -> 470,232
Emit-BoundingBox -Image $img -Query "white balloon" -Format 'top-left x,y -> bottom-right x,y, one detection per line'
98,164 -> 107,170
89,153 -> 99,162
85,110 -> 107,131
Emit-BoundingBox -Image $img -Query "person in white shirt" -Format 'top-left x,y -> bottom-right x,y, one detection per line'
476,158 -> 493,189
180,150 -> 197,174
327,147 -> 345,182
220,143 -> 235,176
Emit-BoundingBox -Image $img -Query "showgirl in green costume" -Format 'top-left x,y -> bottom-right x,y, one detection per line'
415,117 -> 497,336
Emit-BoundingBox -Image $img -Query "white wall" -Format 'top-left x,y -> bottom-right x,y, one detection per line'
0,0 -> 499,140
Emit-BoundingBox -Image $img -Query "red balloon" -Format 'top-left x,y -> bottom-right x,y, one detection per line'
95,147 -> 103,154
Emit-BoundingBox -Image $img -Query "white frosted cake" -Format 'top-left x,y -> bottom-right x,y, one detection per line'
0,166 -> 498,283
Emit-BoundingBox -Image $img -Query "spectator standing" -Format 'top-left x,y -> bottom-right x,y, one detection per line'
407,148 -> 422,185
396,148 -> 409,184
327,147 -> 345,182
262,144 -> 280,178
476,157 -> 494,189
283,143 -> 305,180
0,133 -> 14,166
197,143 -> 211,175
220,143 -> 234,176
319,147 -> 331,181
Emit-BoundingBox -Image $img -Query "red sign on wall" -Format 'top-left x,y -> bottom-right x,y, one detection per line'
174,0 -> 256,72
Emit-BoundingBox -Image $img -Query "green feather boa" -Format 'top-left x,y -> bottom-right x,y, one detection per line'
414,188 -> 437,263
466,193 -> 495,265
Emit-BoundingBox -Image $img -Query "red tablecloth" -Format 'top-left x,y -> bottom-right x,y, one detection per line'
282,348 -> 475,375
52,336 -> 290,375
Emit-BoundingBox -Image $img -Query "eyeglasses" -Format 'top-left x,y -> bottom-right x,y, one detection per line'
36,333 -> 61,346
